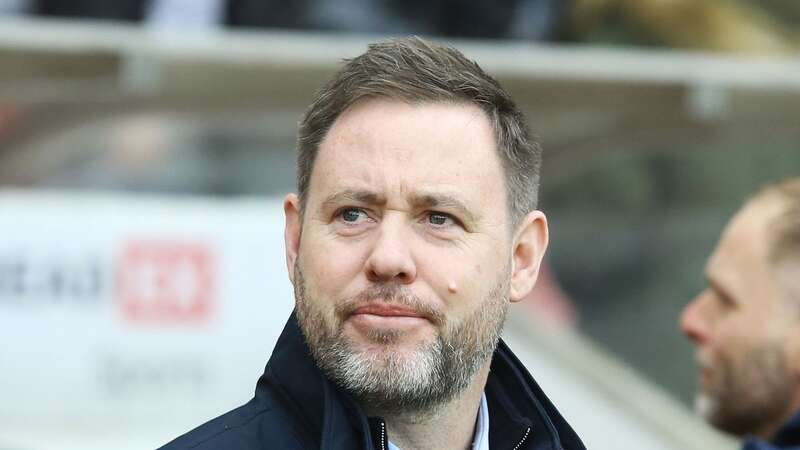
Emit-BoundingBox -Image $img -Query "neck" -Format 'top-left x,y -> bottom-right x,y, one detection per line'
363,362 -> 491,450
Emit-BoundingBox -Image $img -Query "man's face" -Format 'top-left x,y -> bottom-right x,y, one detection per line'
680,197 -> 800,438
286,99 -> 523,412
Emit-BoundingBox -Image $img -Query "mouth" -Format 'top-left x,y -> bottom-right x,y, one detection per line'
695,354 -> 713,387
347,302 -> 432,330
699,367 -> 711,385
352,303 -> 427,318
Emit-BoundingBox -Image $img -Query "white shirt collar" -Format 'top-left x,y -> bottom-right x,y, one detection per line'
387,392 -> 490,450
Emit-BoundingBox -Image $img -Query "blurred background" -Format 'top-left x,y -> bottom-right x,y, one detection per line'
1,1 -> 798,449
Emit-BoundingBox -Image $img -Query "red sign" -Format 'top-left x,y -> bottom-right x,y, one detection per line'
117,240 -> 214,324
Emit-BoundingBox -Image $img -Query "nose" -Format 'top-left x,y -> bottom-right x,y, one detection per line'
364,215 -> 417,284
680,291 -> 711,346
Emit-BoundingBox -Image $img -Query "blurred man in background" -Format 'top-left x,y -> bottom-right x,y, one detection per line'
159,37 -> 585,450
682,178 -> 800,449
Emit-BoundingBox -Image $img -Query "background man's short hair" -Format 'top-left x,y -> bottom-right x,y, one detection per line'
763,178 -> 800,266
296,36 -> 541,226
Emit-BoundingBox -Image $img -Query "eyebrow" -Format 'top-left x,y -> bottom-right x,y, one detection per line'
409,192 -> 479,223
321,189 -> 386,210
320,189 -> 479,223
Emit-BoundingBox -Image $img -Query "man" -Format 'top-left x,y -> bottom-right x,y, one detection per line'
160,37 -> 584,450
681,178 -> 800,450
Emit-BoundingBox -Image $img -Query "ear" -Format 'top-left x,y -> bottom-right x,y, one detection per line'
509,210 -> 549,303
284,193 -> 302,285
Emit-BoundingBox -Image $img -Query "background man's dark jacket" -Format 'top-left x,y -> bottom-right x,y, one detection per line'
159,311 -> 586,450
743,412 -> 800,450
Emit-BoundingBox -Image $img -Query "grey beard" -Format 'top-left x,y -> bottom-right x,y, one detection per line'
294,265 -> 509,416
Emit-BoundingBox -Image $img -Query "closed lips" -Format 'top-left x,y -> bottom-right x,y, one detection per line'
352,304 -> 427,318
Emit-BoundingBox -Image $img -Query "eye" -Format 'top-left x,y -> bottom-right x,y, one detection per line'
711,289 -> 737,312
338,208 -> 369,224
427,212 -> 456,227
717,293 -> 735,309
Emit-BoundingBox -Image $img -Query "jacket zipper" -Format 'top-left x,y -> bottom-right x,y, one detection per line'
379,419 -> 387,450
511,426 -> 531,450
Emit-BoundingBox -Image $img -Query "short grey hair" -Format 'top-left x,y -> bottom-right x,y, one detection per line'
296,36 -> 541,226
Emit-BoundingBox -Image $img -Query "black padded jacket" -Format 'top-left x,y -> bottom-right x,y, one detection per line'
158,311 -> 586,450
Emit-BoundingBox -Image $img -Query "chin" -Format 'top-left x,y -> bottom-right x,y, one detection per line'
357,331 -> 437,355
695,392 -> 717,422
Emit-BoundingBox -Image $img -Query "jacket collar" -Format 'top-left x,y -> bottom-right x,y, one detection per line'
487,339 -> 585,450
742,410 -> 800,449
256,311 -> 371,449
770,410 -> 800,447
259,311 -> 584,450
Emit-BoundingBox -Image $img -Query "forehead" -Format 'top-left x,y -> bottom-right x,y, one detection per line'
707,197 -> 785,301
307,99 -> 506,212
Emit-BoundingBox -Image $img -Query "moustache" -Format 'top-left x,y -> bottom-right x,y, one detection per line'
695,351 -> 713,370
336,284 -> 445,327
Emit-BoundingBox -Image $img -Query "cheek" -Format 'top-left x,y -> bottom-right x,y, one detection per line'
421,251 -> 501,309
298,236 -> 368,296
714,321 -> 761,361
